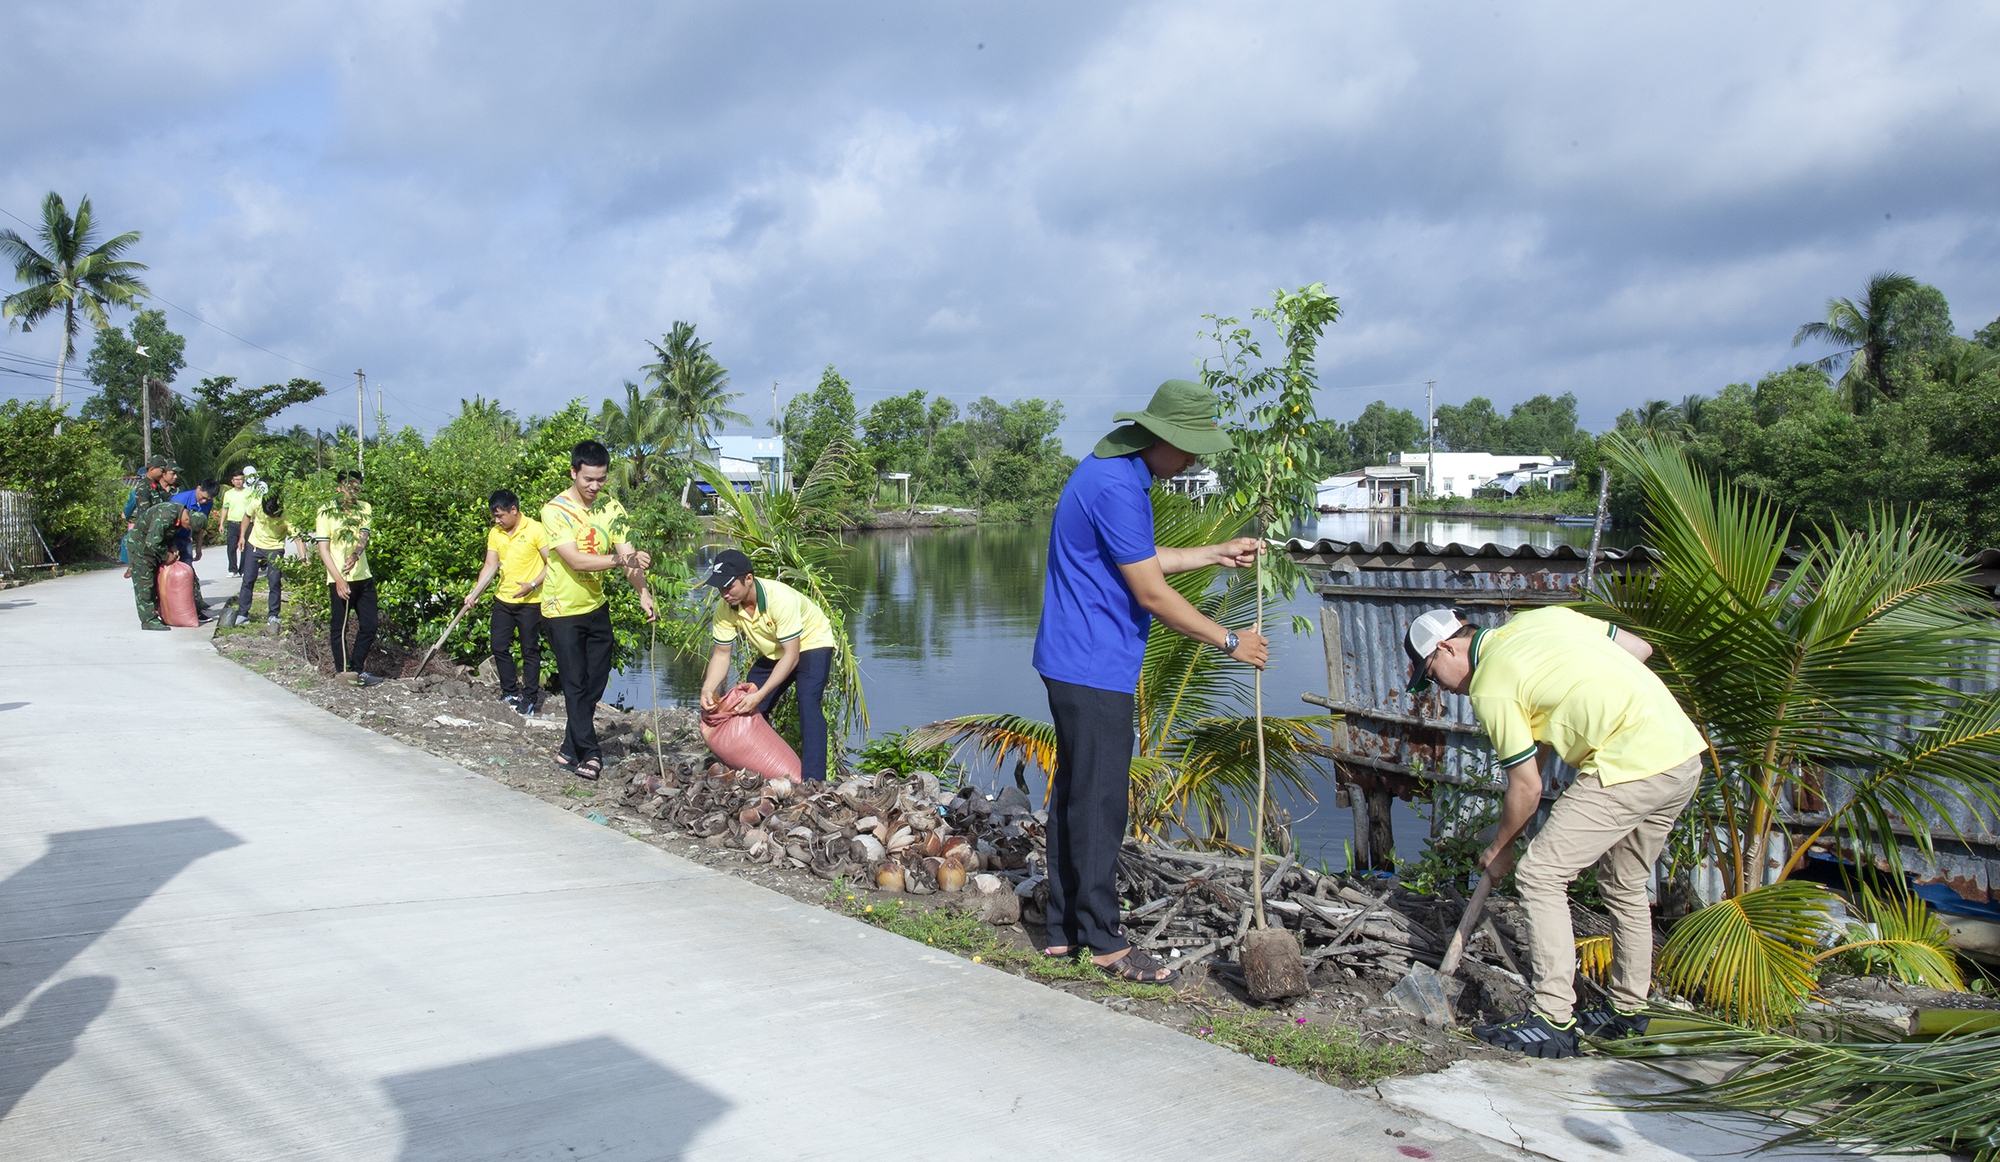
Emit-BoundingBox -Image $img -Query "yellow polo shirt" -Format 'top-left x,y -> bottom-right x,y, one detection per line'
220,487 -> 258,522
487,517 -> 548,604
712,576 -> 836,659
314,501 -> 373,583
1466,606 -> 1702,786
539,493 -> 631,618
247,509 -> 292,551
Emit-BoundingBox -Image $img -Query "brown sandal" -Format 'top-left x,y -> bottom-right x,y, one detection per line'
1100,946 -> 1178,984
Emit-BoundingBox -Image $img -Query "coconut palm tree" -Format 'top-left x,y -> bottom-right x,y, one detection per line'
1580,435 -> 1999,1021
0,192 -> 149,408
643,322 -> 747,450
1627,399 -> 1682,439
1793,271 -> 1921,407
911,492 -> 1330,848
597,380 -> 677,495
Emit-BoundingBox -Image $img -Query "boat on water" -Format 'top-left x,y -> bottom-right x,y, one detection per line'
1552,515 -> 1604,527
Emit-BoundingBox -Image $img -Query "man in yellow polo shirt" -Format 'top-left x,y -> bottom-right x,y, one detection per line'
229,493 -> 295,626
698,548 -> 838,784
219,469 -> 256,575
540,440 -> 656,780
1405,605 -> 1703,1058
315,469 -> 380,687
462,489 -> 550,716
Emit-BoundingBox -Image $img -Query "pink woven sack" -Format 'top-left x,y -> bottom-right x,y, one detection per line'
700,682 -> 803,782
157,560 -> 199,627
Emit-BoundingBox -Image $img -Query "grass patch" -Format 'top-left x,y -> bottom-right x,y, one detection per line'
560,784 -> 595,800
843,897 -> 1183,999
1196,1012 -> 1422,1086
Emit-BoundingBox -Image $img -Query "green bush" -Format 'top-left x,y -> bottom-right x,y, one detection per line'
275,401 -> 700,671
0,400 -> 125,560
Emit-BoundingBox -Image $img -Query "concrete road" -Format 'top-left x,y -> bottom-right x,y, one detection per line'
0,562 -> 1523,1161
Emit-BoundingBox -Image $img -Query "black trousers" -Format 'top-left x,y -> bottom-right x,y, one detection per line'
746,646 -> 835,783
329,579 -> 378,674
224,522 -> 242,573
490,599 -> 542,699
1042,676 -> 1136,955
546,605 -> 615,763
239,547 -> 284,618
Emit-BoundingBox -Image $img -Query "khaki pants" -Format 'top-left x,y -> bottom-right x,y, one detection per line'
1515,755 -> 1700,1022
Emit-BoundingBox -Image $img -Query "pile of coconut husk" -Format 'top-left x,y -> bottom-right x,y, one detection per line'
616,763 -> 1525,985
620,766 -> 1042,893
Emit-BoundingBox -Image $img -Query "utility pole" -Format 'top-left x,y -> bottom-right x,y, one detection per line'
354,369 -> 366,475
136,346 -> 151,466
772,381 -> 779,434
377,388 -> 385,442
1426,379 -> 1436,500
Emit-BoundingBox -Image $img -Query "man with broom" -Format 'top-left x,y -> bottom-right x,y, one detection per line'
1032,379 -> 1269,983
1404,605 -> 1703,1058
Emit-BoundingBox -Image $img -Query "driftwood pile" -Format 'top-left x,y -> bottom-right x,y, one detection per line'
618,763 -> 1523,987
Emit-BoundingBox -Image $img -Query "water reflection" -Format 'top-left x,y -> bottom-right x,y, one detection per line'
609,512 -> 1630,869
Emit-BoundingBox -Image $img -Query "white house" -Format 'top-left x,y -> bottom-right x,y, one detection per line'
712,435 -> 787,493
1387,452 -> 1560,499
1315,465 -> 1421,510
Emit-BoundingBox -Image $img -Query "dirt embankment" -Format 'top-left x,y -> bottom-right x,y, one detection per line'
217,620 -> 1525,1084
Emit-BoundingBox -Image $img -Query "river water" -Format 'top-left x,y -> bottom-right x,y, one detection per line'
607,510 -> 1638,870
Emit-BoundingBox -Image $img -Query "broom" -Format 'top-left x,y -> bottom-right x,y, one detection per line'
1241,520 -> 1309,1002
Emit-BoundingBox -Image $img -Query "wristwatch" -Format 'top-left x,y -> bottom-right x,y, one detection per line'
1222,630 -> 1239,653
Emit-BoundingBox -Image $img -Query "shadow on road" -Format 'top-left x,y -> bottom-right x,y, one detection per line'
0,818 -> 243,1020
382,1036 -> 731,1160
0,976 -> 115,1120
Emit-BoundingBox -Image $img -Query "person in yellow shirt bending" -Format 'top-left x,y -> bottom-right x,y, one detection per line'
697,548 -> 838,785
228,493 -> 296,627
1404,605 -> 1703,1059
540,440 -> 657,780
462,489 -> 550,717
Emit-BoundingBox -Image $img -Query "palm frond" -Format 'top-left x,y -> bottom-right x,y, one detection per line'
910,714 -> 1057,783
1819,888 -> 1966,991
1576,935 -> 1613,985
1655,882 -> 1832,1025
1606,1014 -> 2000,1162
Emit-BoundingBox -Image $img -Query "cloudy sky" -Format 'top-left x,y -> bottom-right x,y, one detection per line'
4,1 -> 1997,447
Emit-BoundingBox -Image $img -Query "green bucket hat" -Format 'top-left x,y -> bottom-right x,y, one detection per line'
1093,379 -> 1234,458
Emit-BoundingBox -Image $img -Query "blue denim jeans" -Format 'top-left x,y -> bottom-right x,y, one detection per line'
746,646 -> 835,783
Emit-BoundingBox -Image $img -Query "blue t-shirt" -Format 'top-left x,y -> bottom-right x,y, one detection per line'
1032,453 -> 1159,692
170,489 -> 213,551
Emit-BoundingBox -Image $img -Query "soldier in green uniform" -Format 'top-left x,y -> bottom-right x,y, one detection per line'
130,501 -> 205,630
123,455 -> 182,567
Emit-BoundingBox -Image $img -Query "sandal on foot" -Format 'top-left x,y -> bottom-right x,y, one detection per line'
1099,946 -> 1178,984
1041,946 -> 1080,958
574,757 -> 602,781
552,753 -> 576,772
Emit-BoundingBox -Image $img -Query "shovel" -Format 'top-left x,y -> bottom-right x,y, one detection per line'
1384,868 -> 1494,1027
1241,533 -> 1309,1002
405,602 -> 473,679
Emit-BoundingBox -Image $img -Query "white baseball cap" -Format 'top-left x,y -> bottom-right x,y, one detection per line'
1404,607 -> 1470,693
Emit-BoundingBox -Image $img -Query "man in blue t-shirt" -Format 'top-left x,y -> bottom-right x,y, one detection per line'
170,479 -> 220,620
1031,378 -> 1270,983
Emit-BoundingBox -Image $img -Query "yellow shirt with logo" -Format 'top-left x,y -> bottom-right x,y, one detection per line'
220,487 -> 258,522
1466,606 -> 1702,786
712,576 -> 836,659
539,493 -> 631,617
247,509 -> 292,552
314,501 -> 373,583
487,518 -> 549,605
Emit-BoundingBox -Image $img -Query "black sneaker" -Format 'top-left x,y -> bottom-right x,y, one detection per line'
1472,1011 -> 1580,1059
1576,1003 -> 1650,1040
502,693 -> 520,710
351,671 -> 384,689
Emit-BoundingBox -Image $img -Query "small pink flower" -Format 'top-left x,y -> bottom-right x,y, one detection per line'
1268,1055 -> 1279,1064
1296,1017 -> 1308,1025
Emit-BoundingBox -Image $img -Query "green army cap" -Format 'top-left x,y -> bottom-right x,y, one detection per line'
186,511 -> 208,532
1094,379 -> 1234,458
147,454 -> 180,471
